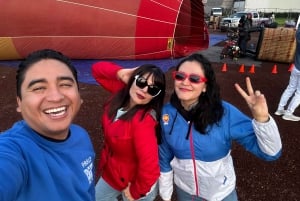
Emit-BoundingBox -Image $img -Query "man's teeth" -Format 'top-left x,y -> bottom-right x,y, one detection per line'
45,107 -> 66,115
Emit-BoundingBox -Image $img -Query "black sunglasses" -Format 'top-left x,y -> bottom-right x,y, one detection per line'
134,75 -> 161,97
172,71 -> 207,84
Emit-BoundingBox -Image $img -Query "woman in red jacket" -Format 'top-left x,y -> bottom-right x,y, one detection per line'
92,61 -> 166,201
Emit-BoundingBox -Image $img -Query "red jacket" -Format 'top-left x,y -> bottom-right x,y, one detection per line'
92,62 -> 160,199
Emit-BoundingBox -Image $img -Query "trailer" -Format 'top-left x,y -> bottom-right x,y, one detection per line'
242,0 -> 299,13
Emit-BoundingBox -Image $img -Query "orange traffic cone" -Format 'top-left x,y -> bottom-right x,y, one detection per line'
288,63 -> 294,72
249,64 -> 255,74
222,63 -> 227,72
239,64 -> 245,73
272,64 -> 278,74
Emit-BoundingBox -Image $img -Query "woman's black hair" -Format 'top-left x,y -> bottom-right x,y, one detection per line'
171,53 -> 224,134
107,64 -> 166,144
16,49 -> 78,99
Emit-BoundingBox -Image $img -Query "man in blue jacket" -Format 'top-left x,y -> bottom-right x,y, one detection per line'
0,49 -> 95,201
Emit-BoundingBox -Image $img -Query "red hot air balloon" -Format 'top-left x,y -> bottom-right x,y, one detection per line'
0,0 -> 209,60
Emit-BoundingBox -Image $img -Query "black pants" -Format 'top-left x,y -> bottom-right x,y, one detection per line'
238,33 -> 250,55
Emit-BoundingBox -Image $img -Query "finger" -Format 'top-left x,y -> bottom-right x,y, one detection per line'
246,77 -> 254,95
255,92 -> 267,103
234,83 -> 249,99
255,90 -> 261,96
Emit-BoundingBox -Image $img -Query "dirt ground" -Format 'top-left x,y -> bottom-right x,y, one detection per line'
0,32 -> 299,201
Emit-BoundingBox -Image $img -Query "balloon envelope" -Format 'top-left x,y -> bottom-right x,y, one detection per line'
0,0 -> 209,60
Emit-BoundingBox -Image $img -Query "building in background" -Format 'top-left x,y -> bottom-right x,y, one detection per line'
204,0 -> 300,16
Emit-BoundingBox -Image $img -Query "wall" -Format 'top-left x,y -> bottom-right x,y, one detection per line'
244,0 -> 300,13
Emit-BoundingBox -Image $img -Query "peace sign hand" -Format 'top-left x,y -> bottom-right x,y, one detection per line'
234,77 -> 270,123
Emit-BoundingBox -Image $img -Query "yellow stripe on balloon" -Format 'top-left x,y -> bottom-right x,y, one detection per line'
0,38 -> 21,60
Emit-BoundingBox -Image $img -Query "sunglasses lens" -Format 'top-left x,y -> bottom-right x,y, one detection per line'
189,74 -> 201,83
173,72 -> 186,81
135,76 -> 161,97
136,77 -> 148,88
148,86 -> 161,96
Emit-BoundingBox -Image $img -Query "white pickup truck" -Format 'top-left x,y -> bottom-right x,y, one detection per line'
220,11 -> 271,32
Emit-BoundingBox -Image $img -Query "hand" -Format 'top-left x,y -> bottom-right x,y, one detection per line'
234,77 -> 269,122
117,67 -> 138,84
123,183 -> 134,201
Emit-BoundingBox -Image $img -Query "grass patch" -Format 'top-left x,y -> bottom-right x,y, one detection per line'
275,17 -> 287,26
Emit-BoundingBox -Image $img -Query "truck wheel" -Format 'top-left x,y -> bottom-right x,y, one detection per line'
260,22 -> 265,28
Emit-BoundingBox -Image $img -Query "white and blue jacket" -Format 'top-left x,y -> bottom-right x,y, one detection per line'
159,101 -> 282,201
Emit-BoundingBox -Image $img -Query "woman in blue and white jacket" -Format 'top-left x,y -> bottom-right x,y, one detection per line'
159,53 -> 282,201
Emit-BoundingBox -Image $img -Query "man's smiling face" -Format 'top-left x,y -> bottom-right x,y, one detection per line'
17,59 -> 82,140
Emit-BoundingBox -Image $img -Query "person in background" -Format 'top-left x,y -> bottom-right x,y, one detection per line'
238,15 -> 246,28
238,13 -> 252,57
275,26 -> 300,121
246,13 -> 253,27
237,15 -> 246,54
159,53 -> 282,201
0,49 -> 95,201
92,61 -> 166,201
271,12 -> 275,23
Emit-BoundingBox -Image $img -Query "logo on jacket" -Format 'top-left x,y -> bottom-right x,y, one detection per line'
81,156 -> 94,184
162,114 -> 169,125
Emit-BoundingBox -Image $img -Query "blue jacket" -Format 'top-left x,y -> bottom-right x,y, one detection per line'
159,101 -> 282,201
0,121 -> 95,201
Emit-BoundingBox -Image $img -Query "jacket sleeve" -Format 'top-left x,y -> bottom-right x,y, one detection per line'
91,61 -> 125,93
158,125 -> 174,201
0,139 -> 26,201
225,102 -> 282,161
251,116 -> 282,159
159,171 -> 174,201
129,113 -> 160,199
